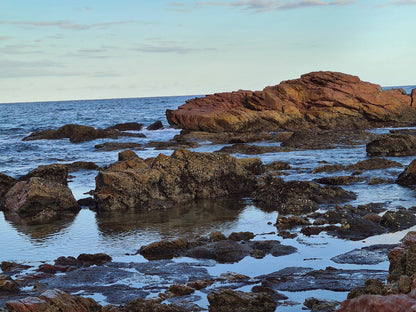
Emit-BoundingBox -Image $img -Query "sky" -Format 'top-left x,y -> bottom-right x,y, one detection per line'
0,0 -> 415,103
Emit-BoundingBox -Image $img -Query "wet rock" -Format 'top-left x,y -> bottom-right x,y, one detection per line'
264,161 -> 291,172
167,71 -> 415,132
347,278 -> 387,299
38,264 -> 70,274
1,177 -> 79,224
173,130 -> 274,144
348,157 -> 402,171
106,122 -> 143,131
123,298 -> 197,312
6,289 -> 102,312
0,262 -> 30,273
187,279 -> 214,290
331,244 -> 397,265
312,164 -> 345,174
77,253 -> 112,266
139,237 -> 296,263
106,156 -> 149,172
380,209 -> 416,231
337,294 -> 416,312
251,285 -> 288,301
23,124 -> 142,143
77,197 -> 98,209
167,284 -> 195,297
209,231 -> 227,242
228,232 -> 255,241
368,177 -> 392,185
147,121 -> 163,130
19,164 -> 68,186
334,214 -> 386,241
253,174 -> 355,215
65,161 -> 100,172
314,175 -> 362,185
396,159 -> 416,186
276,215 -> 311,230
236,157 -> 264,175
280,130 -> 375,149
94,142 -> 143,151
0,173 -> 16,198
95,150 -> 257,211
147,140 -> 201,150
207,289 -> 278,312
0,275 -> 19,293
387,231 -> 416,284
215,143 -> 285,155
304,297 -> 340,312
257,266 -> 388,292
367,134 -> 416,157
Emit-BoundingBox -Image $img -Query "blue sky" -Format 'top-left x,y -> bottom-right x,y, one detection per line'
1,0 -> 415,103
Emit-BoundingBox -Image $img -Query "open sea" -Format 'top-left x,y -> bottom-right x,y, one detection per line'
1,86 -> 416,310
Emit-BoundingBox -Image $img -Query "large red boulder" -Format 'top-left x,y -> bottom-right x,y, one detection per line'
336,294 -> 416,312
167,72 -> 415,132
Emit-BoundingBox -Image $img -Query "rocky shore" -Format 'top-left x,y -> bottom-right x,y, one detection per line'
1,72 -> 416,311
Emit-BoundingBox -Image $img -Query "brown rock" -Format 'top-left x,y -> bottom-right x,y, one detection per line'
94,142 -> 143,151
167,71 -> 414,132
106,122 -> 143,131
367,134 -> 416,157
95,149 -> 257,211
147,121 -> 163,130
106,156 -> 148,172
77,253 -> 112,266
147,140 -> 200,150
0,275 -> 19,293
118,150 -> 139,161
264,161 -> 291,172
228,232 -> 255,241
210,231 -> 227,242
336,294 -> 416,312
397,159 -> 416,186
207,289 -> 277,312
1,178 -> 79,223
236,157 -> 264,175
0,173 -> 16,198
167,284 -> 195,296
19,164 -> 68,186
174,130 -> 274,144
65,161 -> 100,172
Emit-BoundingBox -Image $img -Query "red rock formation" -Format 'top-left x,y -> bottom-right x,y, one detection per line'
336,294 -> 416,312
166,72 -> 416,132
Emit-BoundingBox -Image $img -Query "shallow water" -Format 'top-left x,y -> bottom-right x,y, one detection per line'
1,93 -> 416,310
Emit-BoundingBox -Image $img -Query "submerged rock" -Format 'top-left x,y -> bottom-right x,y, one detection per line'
147,120 -> 163,130
106,122 -> 143,131
1,177 -> 79,224
207,289 -> 278,312
0,173 -> 16,199
366,134 -> 416,157
331,244 -> 397,265
253,174 -> 355,215
167,71 -> 415,132
95,149 -> 257,211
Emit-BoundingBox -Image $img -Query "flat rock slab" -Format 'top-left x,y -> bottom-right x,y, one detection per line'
331,244 -> 398,265
256,267 -> 388,292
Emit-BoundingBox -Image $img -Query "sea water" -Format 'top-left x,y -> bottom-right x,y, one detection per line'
1,88 -> 416,310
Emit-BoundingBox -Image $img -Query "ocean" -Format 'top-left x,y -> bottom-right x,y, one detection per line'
1,87 -> 416,310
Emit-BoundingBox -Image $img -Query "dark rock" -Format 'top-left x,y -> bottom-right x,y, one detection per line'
207,289 -> 278,312
0,261 -> 30,273
167,284 -> 195,296
147,121 -> 163,130
304,297 -> 340,312
38,264 -> 70,274
147,140 -> 200,150
77,197 -> 98,209
184,240 -> 253,263
314,175 -> 362,185
77,253 -> 112,266
0,173 -> 17,198
106,122 -> 143,131
380,209 -> 416,231
276,215 -> 311,230
1,177 -> 79,224
139,238 -> 201,261
0,275 -> 19,293
236,157 -> 264,175
54,256 -> 79,267
228,232 -> 255,241
253,174 -> 356,215
366,134 -> 416,156
251,286 -> 288,301
331,244 -> 397,265
118,150 -> 139,161
173,130 -> 274,144
215,143 -> 285,155
264,161 -> 291,171
95,142 -> 143,151
209,231 -> 227,242
301,226 -> 325,236
19,164 -> 68,186
257,266 -> 388,292
65,161 -> 100,172
95,150 -> 257,211
397,159 -> 416,186
312,164 -> 345,174
348,157 -> 402,171
106,156 -> 149,172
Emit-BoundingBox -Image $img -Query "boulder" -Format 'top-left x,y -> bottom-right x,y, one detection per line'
106,122 -> 143,131
95,149 -> 257,211
207,289 -> 278,312
167,71 -> 415,132
147,140 -> 200,150
65,161 -> 100,172
215,144 -> 285,155
397,159 -> 416,186
0,275 -> 19,293
253,174 -> 356,215
174,130 -> 274,144
94,142 -> 143,151
19,164 -> 68,186
1,177 -> 79,224
0,173 -> 16,198
147,120 -> 163,130
336,294 -> 416,312
366,134 -> 416,156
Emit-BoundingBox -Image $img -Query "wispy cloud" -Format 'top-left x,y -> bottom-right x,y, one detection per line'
172,0 -> 356,12
0,36 -> 11,40
0,20 -> 134,31
132,39 -> 216,54
0,59 -> 82,78
391,0 -> 416,4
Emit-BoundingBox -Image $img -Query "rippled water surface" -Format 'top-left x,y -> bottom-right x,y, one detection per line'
1,92 -> 416,310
